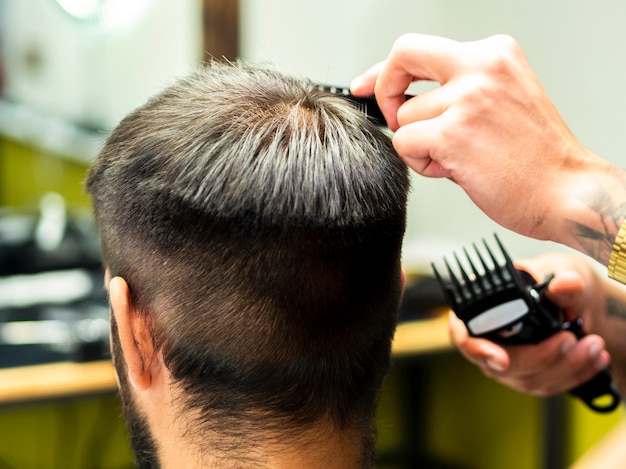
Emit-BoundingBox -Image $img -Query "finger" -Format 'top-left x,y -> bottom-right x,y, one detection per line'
513,258 -> 587,312
575,335 -> 611,373
448,311 -> 470,348
544,270 -> 586,309
350,61 -> 385,97
396,88 -> 448,127
374,33 -> 466,129
474,332 -> 574,393
506,334 -> 606,384
505,331 -> 575,376
505,335 -> 611,396
392,119 -> 453,178
448,312 -> 509,371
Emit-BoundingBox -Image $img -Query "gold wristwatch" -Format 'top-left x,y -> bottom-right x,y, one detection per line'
608,220 -> 626,284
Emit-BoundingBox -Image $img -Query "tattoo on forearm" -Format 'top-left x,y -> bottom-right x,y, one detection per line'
570,222 -> 616,261
606,294 -> 626,322
567,177 -> 626,262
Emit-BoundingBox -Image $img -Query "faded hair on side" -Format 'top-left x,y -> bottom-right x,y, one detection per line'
86,61 -> 409,454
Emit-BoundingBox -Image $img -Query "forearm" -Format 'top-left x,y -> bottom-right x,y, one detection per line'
552,153 -> 626,267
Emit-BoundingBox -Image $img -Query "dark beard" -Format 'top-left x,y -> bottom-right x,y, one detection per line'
110,314 -> 161,469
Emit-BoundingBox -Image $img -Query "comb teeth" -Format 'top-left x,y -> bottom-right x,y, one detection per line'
315,84 -> 387,126
316,83 -> 415,127
432,234 -> 518,321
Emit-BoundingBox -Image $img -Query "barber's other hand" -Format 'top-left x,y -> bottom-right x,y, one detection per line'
351,33 -> 621,257
447,253 -> 611,397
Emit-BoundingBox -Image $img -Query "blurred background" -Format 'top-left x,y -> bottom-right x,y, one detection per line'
1,1 -> 625,468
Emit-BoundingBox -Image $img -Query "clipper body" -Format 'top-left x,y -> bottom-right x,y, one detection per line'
433,235 -> 621,413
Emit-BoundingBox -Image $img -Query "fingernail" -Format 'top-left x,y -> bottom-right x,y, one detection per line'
589,343 -> 602,359
587,343 -> 608,369
485,359 -> 504,372
561,336 -> 577,355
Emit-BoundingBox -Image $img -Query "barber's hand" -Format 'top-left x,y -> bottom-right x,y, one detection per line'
351,33 -> 624,260
448,252 -> 611,397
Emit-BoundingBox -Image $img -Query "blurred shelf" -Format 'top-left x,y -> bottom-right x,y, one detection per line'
0,360 -> 116,405
0,312 -> 453,405
392,313 -> 452,357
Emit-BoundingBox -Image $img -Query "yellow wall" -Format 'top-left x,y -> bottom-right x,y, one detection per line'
0,137 -> 91,209
0,395 -> 133,469
565,395 -> 624,463
376,352 -> 624,469
376,353 -> 543,469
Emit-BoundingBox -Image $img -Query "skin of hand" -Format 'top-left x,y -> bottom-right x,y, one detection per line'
351,33 -> 626,265
447,252 -> 626,397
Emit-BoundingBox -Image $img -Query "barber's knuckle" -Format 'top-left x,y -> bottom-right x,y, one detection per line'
488,34 -> 520,52
482,52 -> 514,81
473,36 -> 521,78
392,33 -> 419,54
454,76 -> 499,124
440,108 -> 471,145
482,34 -> 523,63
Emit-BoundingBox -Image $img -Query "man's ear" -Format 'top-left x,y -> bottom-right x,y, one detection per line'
109,276 -> 157,391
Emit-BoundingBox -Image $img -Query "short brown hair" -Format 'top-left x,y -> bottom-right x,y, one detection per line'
86,61 -> 409,460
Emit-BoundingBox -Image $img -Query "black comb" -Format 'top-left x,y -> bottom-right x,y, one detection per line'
317,84 -> 412,127
432,234 -> 621,413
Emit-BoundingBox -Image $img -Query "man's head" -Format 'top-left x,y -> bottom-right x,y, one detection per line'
86,62 -> 409,468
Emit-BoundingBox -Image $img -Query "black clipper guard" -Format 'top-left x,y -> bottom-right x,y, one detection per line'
432,234 -> 621,413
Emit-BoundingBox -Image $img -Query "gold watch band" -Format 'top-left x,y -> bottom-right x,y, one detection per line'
608,220 -> 626,284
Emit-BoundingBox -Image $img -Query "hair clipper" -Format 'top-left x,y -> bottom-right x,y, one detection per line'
432,234 -> 621,413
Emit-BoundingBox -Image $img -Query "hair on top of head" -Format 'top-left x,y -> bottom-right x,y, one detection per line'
86,60 -> 410,449
113,63 -> 401,223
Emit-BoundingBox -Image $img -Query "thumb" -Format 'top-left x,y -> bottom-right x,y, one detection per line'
449,311 -> 509,371
545,270 -> 586,310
